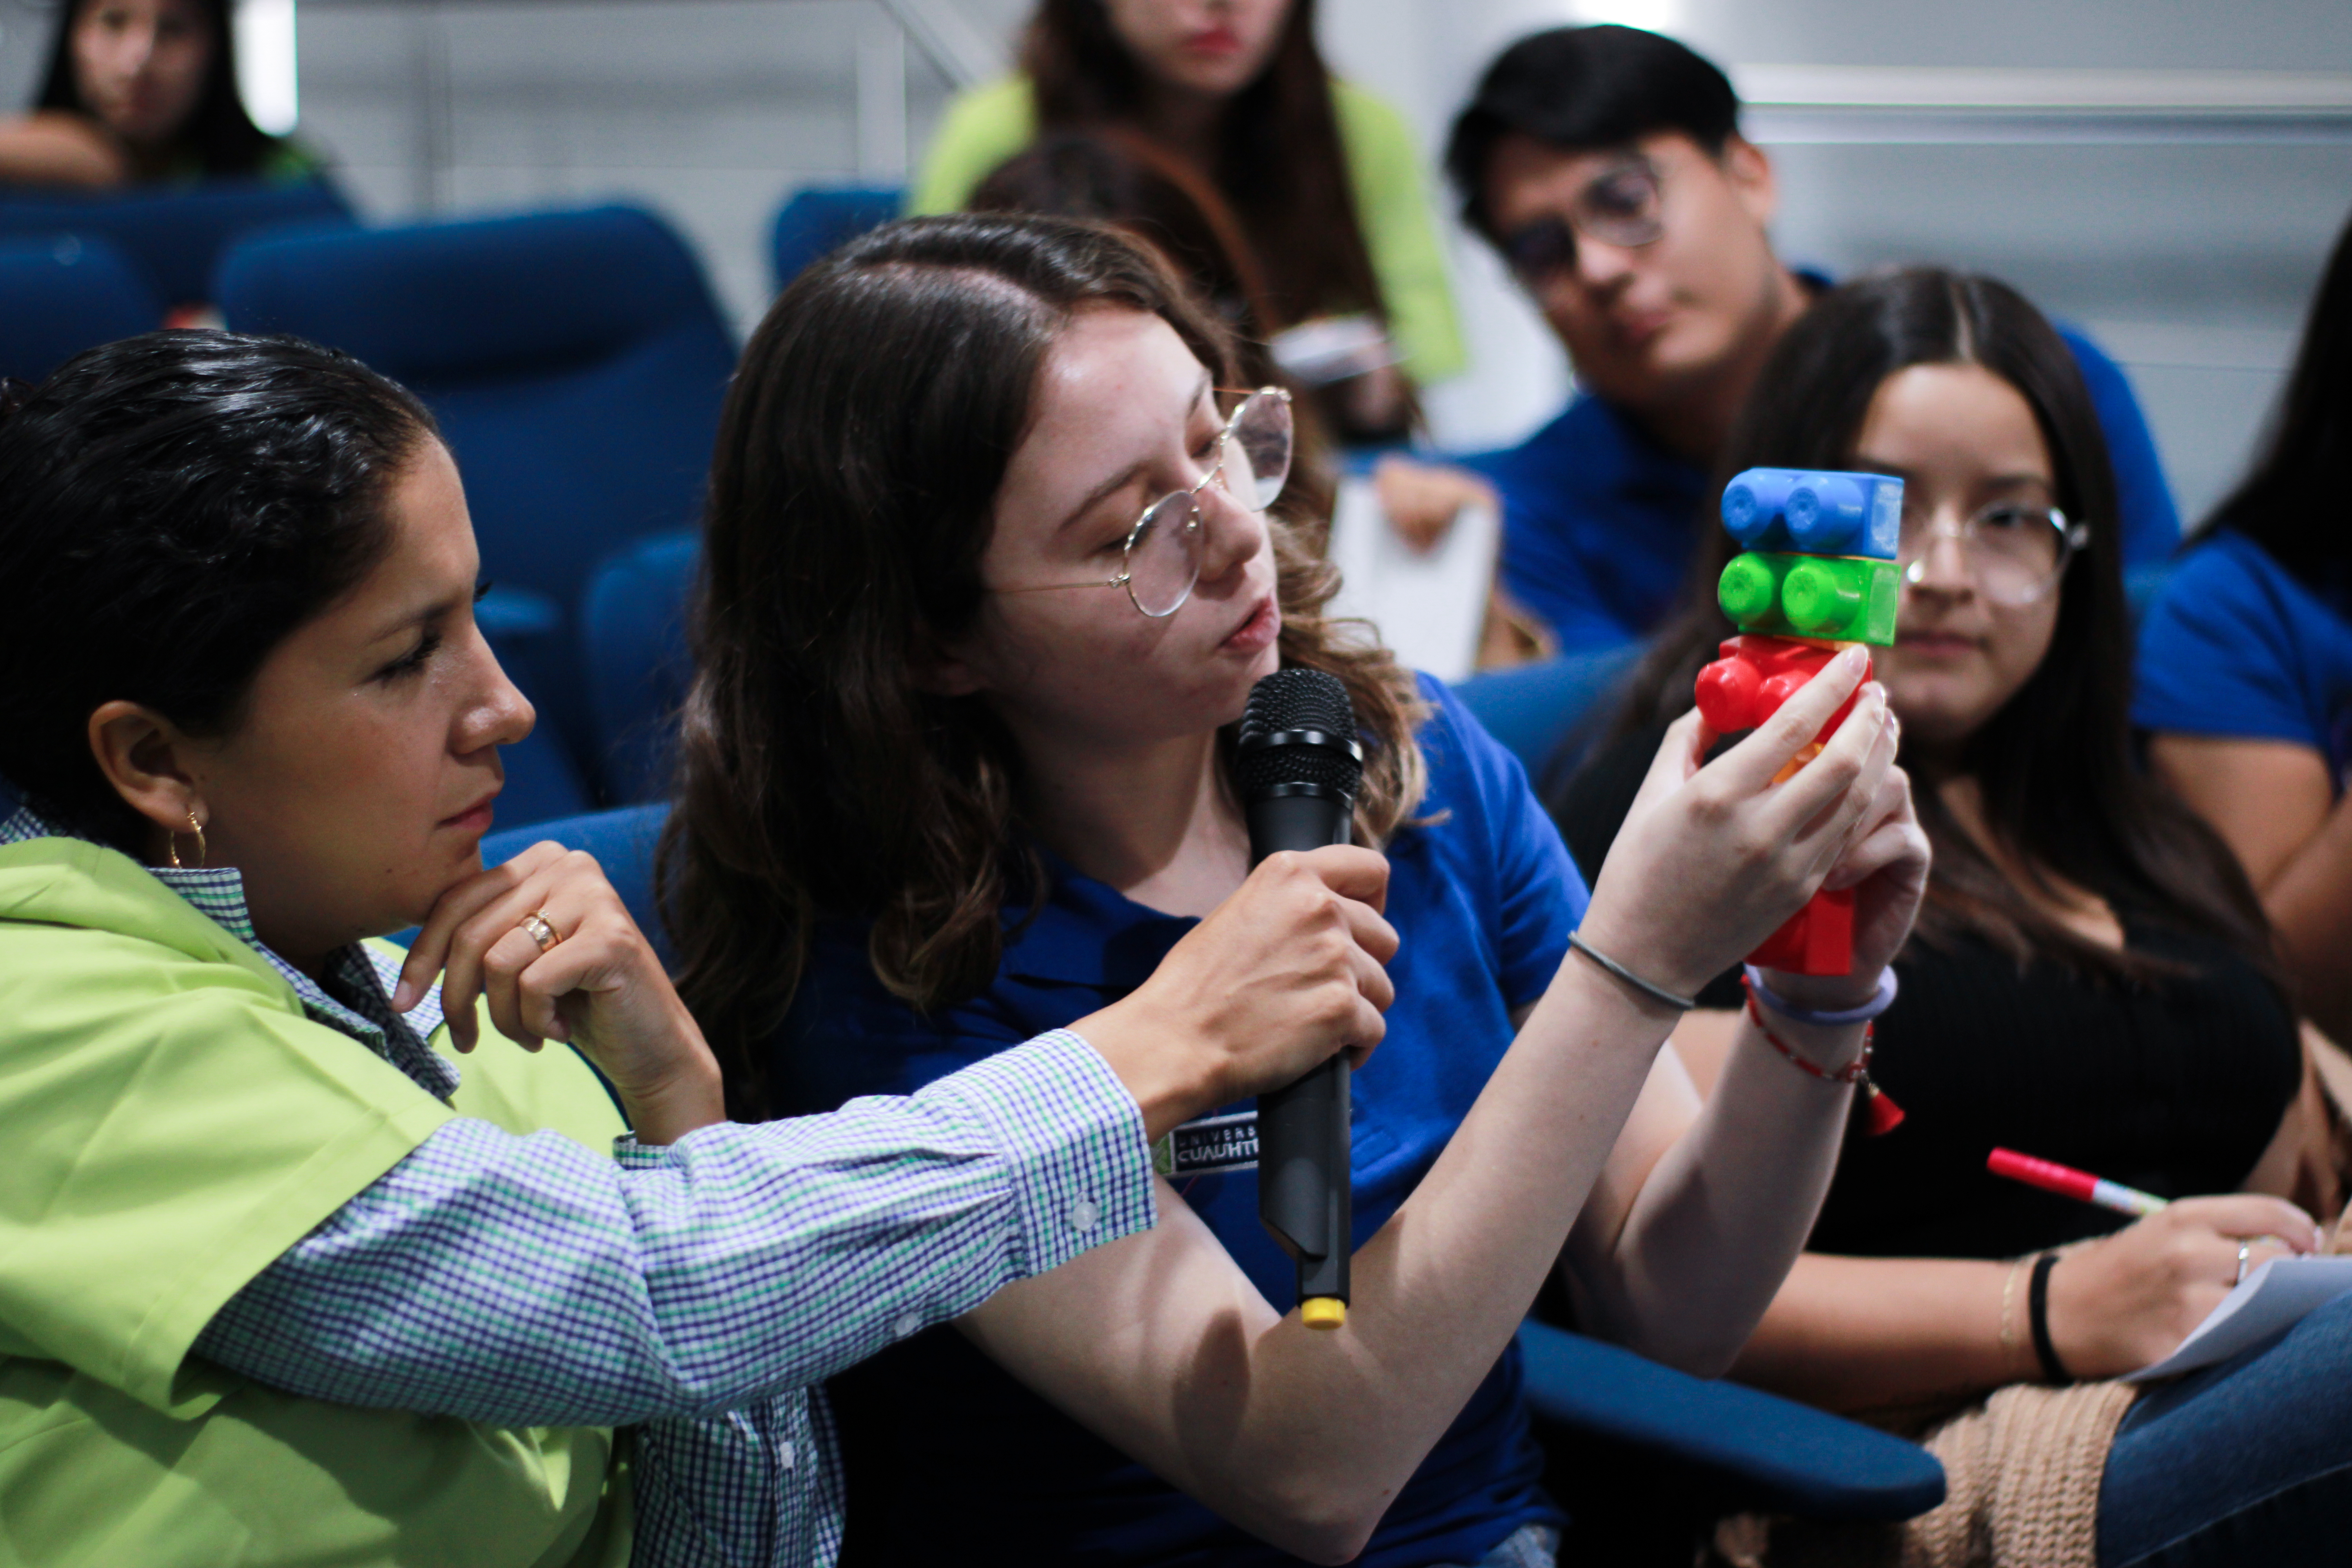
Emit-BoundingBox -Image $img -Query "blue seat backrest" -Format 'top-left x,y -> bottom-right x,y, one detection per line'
479,802 -> 672,960
771,184 -> 902,290
216,205 -> 737,786
582,530 -> 700,803
0,234 -> 162,382
0,179 -> 352,309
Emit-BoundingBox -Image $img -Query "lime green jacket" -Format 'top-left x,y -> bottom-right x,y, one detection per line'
909,76 -> 1468,385
0,835 -> 630,1567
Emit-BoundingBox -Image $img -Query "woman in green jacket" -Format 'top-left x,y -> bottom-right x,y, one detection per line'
913,0 -> 1462,442
0,330 -> 1393,1566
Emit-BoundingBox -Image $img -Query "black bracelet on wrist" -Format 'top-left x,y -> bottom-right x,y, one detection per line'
2027,1251 -> 2072,1383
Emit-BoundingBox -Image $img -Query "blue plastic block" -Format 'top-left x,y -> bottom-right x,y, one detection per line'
1721,468 -> 1903,560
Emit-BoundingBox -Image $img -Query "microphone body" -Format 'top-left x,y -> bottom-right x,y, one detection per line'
1235,670 -> 1365,1328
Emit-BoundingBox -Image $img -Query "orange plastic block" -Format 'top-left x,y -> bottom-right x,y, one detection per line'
1694,635 -> 1871,738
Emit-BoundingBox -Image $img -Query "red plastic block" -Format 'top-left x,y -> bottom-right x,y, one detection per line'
1695,634 -> 1869,976
1749,885 -> 1856,975
1695,635 -> 1871,738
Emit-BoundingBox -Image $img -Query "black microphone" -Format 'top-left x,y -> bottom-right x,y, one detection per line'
1235,667 -> 1364,1330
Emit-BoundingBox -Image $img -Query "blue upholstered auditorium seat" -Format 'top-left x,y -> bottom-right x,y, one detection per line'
771,183 -> 902,289
216,205 -> 737,797
0,179 -> 351,310
582,530 -> 699,803
0,234 -> 161,382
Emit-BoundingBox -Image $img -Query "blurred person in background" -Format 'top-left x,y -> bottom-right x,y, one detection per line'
1553,269 -> 2352,1568
1443,25 -> 2178,657
0,0 -> 321,189
911,0 -> 1462,446
2139,205 -> 2352,1055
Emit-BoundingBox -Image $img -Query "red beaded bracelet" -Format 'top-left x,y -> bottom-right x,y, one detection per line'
1739,977 -> 1906,1136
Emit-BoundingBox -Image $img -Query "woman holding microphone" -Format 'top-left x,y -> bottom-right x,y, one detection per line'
666,212 -> 1929,1567
0,330 -> 1392,1566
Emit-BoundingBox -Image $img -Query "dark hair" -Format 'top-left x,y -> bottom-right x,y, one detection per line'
0,330 -> 436,849
1021,0 -> 1388,344
970,128 -> 1284,352
659,213 -> 1426,1112
35,0 -> 279,177
1606,269 -> 2270,980
965,128 -> 1340,490
1446,25 -> 1740,239
2204,204 -> 2352,591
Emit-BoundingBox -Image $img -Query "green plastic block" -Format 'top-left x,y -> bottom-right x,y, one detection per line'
1718,551 -> 1898,645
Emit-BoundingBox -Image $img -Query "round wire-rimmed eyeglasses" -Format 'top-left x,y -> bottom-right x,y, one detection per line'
1898,501 -> 2091,606
1499,154 -> 1665,287
998,387 -> 1294,619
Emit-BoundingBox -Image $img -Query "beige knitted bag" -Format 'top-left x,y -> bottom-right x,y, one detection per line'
1728,1379 -> 2140,1568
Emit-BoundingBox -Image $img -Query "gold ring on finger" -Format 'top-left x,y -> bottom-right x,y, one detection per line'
517,910 -> 561,954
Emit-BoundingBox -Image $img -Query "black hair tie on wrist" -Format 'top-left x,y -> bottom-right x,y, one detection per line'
2027,1251 -> 2072,1383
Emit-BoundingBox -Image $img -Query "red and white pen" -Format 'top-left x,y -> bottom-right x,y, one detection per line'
1987,1147 -> 2168,1218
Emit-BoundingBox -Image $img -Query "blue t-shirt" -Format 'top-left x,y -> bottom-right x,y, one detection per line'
2133,529 -> 2352,791
770,677 -> 1590,1568
1468,319 -> 2182,654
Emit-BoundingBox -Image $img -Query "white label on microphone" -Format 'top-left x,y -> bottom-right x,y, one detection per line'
1151,1110 -> 1259,1178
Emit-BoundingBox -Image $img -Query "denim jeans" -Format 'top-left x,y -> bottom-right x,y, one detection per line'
2098,1287 -> 2352,1565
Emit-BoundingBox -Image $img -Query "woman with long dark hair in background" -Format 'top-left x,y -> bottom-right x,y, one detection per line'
910,0 -> 1461,442
0,0 -> 319,188
1552,267 -> 2352,1566
663,211 -> 1928,1566
2137,207 -> 2352,1054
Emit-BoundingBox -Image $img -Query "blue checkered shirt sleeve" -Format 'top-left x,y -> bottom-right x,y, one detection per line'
194,1028 -> 1155,1567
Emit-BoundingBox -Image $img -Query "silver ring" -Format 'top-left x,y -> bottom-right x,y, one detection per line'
2236,1239 -> 2254,1285
517,910 -> 560,954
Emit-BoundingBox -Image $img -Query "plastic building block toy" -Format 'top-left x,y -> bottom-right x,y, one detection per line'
1751,885 -> 1856,973
1721,467 -> 1902,561
1718,552 -> 1900,645
1702,467 -> 1902,976
1695,635 -> 1872,738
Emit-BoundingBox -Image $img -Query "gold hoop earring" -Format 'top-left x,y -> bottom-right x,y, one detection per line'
169,810 -> 206,871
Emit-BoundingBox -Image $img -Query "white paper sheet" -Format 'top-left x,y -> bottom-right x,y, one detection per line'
2125,1255 -> 2352,1382
1322,475 -> 1500,684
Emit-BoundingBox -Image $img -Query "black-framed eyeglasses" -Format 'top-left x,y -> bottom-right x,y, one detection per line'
1498,154 -> 1664,287
997,387 -> 1294,619
1898,502 -> 2090,606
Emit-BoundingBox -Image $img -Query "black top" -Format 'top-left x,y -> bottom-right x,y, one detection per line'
1552,725 -> 2303,1260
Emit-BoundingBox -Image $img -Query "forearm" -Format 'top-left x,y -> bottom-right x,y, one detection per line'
2264,794 -> 2352,1044
1205,958 -> 1681,1548
200,1033 -> 1154,1426
1577,1011 -> 1863,1374
0,118 -> 122,186
1730,1252 -> 2033,1412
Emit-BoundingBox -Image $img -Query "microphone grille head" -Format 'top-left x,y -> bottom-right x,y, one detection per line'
1236,668 -> 1363,800
1239,667 -> 1356,743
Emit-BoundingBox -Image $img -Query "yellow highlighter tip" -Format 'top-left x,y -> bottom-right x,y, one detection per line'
1301,1297 -> 1347,1330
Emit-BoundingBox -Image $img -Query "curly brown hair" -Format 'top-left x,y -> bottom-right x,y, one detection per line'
658,212 -> 1425,1115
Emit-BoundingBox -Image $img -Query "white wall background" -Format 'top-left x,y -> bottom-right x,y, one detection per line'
4,0 -> 2348,522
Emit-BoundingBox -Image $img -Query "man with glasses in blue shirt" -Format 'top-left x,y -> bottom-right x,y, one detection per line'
1442,25 -> 2180,657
